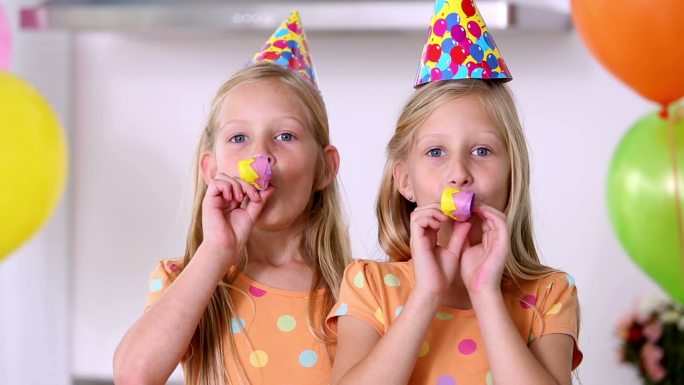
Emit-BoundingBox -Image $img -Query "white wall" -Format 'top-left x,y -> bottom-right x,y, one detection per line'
0,1 -> 670,384
70,29 -> 663,384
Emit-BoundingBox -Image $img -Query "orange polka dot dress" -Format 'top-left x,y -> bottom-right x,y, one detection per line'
326,260 -> 583,385
146,259 -> 332,384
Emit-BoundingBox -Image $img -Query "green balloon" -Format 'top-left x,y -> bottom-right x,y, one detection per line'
607,107 -> 684,305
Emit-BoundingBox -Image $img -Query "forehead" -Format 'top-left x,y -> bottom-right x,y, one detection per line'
416,94 -> 503,140
218,78 -> 306,122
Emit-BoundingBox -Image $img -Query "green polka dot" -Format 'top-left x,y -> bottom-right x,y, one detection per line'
383,274 -> 400,287
486,372 -> 494,385
353,271 -> 365,288
436,312 -> 454,320
277,315 -> 296,332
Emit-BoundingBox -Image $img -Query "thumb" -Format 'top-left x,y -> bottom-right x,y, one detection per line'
244,187 -> 274,222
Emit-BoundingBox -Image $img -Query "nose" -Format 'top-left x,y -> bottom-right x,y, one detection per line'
253,153 -> 274,164
447,157 -> 472,188
251,139 -> 274,165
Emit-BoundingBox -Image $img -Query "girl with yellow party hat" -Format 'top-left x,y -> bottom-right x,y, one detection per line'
114,10 -> 351,385
327,1 -> 582,384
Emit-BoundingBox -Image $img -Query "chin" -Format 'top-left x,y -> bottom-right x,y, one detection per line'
254,205 -> 307,232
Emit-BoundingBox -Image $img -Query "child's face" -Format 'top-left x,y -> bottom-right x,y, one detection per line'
208,78 -> 327,230
396,94 -> 511,213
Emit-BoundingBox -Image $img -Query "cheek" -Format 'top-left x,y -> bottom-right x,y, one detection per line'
213,145 -> 241,173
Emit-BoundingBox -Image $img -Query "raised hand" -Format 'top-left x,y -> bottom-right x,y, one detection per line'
459,204 -> 510,296
410,203 -> 472,299
201,172 -> 273,260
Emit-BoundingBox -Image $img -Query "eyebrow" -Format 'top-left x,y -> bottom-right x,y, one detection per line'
220,116 -> 306,131
415,130 -> 504,146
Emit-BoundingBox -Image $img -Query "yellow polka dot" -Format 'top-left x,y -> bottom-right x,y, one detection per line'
528,333 -> 535,343
374,308 -> 384,325
249,350 -> 268,368
418,341 -> 430,357
546,303 -> 562,315
353,271 -> 365,288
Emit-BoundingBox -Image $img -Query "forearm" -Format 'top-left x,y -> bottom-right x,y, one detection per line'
472,292 -> 558,385
113,243 -> 234,385
335,292 -> 440,385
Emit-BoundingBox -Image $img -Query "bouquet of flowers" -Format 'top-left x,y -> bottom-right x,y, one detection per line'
617,294 -> 684,384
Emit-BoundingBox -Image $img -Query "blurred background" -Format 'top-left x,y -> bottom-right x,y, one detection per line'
0,0 -> 676,384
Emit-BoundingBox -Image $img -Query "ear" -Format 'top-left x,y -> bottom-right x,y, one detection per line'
316,145 -> 340,190
392,161 -> 414,201
199,151 -> 217,185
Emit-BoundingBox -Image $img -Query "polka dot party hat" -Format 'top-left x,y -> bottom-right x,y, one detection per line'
414,0 -> 512,87
250,10 -> 318,88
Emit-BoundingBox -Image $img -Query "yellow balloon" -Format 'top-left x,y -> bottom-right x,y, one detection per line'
0,72 -> 67,260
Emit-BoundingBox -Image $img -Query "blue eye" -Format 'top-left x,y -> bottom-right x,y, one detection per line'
229,134 -> 247,143
472,147 -> 491,157
276,132 -> 295,142
426,148 -> 446,157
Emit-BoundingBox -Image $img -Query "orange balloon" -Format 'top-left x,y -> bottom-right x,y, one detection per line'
572,0 -> 684,106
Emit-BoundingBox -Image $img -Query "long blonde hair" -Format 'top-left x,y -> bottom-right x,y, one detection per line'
182,63 -> 351,384
376,79 -> 556,282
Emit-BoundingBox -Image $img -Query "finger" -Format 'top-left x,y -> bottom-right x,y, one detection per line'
235,178 -> 262,202
411,206 -> 449,223
213,172 -> 246,201
446,221 -> 472,255
244,187 -> 274,221
207,179 -> 232,202
215,172 -> 263,202
411,213 -> 446,235
473,204 -> 507,223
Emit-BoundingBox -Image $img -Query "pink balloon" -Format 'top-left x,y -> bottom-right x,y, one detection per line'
433,19 -> 447,37
0,5 -> 10,71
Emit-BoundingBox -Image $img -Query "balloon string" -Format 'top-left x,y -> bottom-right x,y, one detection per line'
666,110 -> 684,284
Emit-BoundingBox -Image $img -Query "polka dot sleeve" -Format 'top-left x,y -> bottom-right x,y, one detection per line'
144,259 -> 183,310
532,273 -> 583,369
326,261 -> 385,335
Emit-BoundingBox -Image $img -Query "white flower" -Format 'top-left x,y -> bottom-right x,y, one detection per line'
637,293 -> 668,322
659,310 -> 679,324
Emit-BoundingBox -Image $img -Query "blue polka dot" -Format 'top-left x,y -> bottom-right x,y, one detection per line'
149,278 -> 163,292
231,317 -> 246,333
395,306 -> 404,317
299,350 -> 318,368
335,303 -> 348,316
566,274 -> 575,286
274,28 -> 289,38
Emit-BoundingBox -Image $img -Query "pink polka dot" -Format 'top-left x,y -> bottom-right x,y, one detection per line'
520,294 -> 537,309
168,262 -> 180,272
249,285 -> 266,297
436,375 -> 457,385
458,339 -> 477,355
